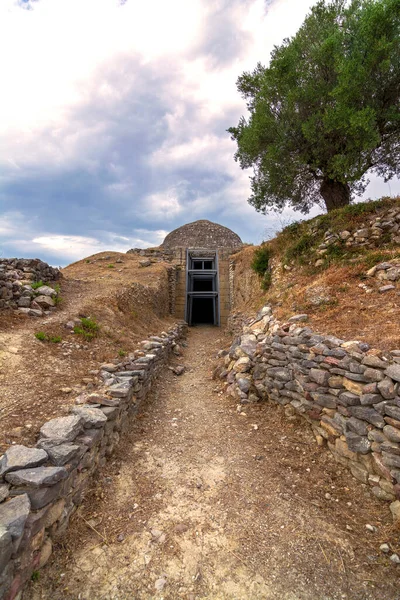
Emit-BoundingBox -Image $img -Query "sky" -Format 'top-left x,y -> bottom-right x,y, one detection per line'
1,0 -> 399,266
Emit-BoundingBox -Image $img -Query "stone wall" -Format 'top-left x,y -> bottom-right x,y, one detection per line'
0,322 -> 187,600
0,259 -> 60,311
315,203 -> 400,259
220,307 -> 400,522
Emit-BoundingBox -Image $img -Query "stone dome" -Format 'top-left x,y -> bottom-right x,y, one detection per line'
162,220 -> 242,250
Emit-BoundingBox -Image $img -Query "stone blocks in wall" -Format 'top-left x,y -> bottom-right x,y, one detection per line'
222,306 -> 400,521
0,259 -> 61,311
0,321 -> 187,600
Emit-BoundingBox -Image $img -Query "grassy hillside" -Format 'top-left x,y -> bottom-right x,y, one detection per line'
231,197 -> 400,350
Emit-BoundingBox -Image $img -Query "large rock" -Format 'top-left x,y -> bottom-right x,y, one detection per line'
384,425 -> 400,443
46,443 -> 82,466
309,368 -> 330,386
40,415 -> 82,442
349,406 -> 385,428
34,295 -> 55,308
378,378 -> 396,399
345,432 -> 371,455
0,495 -> 30,543
5,467 -> 67,488
0,446 -> 48,477
385,364 -> 400,382
233,357 -> 252,373
70,406 -> 107,429
17,296 -> 31,308
385,405 -> 400,421
34,285 -> 57,297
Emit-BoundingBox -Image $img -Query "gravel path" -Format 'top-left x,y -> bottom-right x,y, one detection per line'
25,327 -> 399,600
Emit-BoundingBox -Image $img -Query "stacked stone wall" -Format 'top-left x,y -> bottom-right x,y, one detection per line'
0,259 -> 60,311
221,308 -> 400,522
315,203 -> 400,257
0,322 -> 187,600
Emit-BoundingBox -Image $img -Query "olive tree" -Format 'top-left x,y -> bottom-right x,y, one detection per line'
228,0 -> 400,213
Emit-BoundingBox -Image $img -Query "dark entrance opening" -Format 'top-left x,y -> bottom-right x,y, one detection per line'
193,278 -> 213,292
191,297 -> 214,324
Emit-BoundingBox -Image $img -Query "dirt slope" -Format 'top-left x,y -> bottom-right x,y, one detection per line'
25,327 -> 400,600
0,251 -> 174,452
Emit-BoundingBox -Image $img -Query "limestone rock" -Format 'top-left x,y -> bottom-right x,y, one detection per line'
389,500 -> 400,521
40,415 -> 83,442
5,466 -> 68,488
34,295 -> 55,308
345,432 -> 371,455
0,527 -> 12,573
0,445 -> 48,477
70,406 -> 107,429
0,494 -> 30,542
46,443 -> 82,466
34,285 -> 57,297
385,364 -> 400,382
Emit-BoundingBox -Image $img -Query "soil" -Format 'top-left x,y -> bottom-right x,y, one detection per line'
25,327 -> 400,600
0,252 -> 174,452
231,246 -> 400,351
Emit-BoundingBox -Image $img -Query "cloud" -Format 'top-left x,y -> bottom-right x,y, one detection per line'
0,0 -> 399,266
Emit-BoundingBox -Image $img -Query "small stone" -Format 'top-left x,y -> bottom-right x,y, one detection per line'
288,314 -> 308,323
380,543 -> 390,554
117,533 -> 125,542
389,500 -> 400,521
365,524 -> 377,533
60,387 -> 72,394
379,285 -> 395,293
390,553 -> 400,564
155,578 -> 167,591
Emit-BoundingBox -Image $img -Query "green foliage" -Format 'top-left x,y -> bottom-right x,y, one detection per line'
31,570 -> 40,582
261,271 -> 272,291
54,283 -> 61,294
34,331 -> 47,341
229,0 -> 400,214
53,295 -> 63,306
31,280 -> 44,290
118,349 -> 127,357
107,264 -> 115,268
35,332 -> 62,343
73,317 -> 99,341
251,245 -> 272,276
251,245 -> 273,291
285,233 -> 315,264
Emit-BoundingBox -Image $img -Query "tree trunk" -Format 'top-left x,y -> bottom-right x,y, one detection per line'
320,179 -> 351,212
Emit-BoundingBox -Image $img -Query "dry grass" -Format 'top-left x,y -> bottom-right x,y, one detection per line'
232,200 -> 400,350
0,251 -> 175,450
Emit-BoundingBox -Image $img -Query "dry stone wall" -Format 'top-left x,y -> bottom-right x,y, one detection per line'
315,203 -> 400,259
0,322 -> 187,600
220,307 -> 400,523
0,259 -> 60,312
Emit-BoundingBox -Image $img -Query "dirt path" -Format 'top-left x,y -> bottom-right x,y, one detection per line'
25,328 -> 399,600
